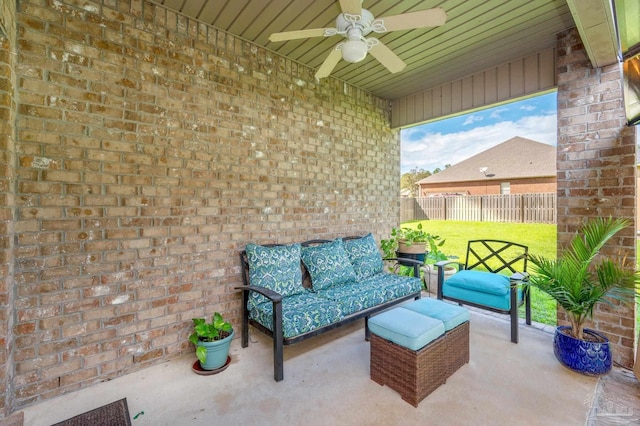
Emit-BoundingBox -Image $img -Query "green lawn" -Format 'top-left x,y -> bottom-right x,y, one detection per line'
400,220 -> 558,325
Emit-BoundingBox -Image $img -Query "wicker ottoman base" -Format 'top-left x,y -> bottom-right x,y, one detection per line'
370,332 -> 448,407
444,321 -> 470,375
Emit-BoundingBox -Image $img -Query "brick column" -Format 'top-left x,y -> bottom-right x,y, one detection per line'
0,0 -> 17,418
556,28 -> 637,368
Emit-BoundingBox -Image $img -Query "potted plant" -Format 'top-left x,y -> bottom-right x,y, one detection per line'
381,224 -> 456,284
381,223 -> 431,263
526,217 -> 640,376
189,312 -> 234,371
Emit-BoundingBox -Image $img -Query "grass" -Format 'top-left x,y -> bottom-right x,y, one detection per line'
400,220 -> 558,326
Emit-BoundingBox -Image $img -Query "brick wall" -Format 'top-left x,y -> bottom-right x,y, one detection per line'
0,0 -> 17,417
8,0 -> 400,410
556,28 -> 637,368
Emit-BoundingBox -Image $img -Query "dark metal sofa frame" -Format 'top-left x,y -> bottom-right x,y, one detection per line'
435,239 -> 531,343
237,236 -> 422,382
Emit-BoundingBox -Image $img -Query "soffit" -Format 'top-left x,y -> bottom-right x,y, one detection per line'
148,0 -> 576,101
566,0 -> 618,68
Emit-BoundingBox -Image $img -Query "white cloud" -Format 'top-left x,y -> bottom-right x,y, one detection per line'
489,108 -> 508,119
463,115 -> 483,125
401,113 -> 557,173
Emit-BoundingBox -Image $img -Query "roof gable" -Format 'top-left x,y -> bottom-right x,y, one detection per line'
417,137 -> 556,184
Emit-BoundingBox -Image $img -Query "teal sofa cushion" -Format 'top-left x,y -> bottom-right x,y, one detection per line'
343,233 -> 384,280
360,272 -> 422,299
369,308 -> 444,351
315,279 -> 389,316
301,239 -> 357,290
314,272 -> 422,316
249,292 -> 345,338
402,298 -> 469,331
445,270 -> 510,296
245,243 -> 304,306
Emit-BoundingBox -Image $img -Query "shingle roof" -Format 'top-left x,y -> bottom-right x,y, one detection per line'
416,137 -> 556,184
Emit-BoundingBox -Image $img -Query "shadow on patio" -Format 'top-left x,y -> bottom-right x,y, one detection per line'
20,307 -> 622,425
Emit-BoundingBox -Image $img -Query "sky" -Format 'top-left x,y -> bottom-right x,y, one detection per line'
400,92 -> 557,174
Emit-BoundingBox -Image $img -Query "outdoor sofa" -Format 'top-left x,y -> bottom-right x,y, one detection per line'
238,233 -> 423,381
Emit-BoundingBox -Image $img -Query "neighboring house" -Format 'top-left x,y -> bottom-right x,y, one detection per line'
416,137 -> 556,196
400,188 -> 412,197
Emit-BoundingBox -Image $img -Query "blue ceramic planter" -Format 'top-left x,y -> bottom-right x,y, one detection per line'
553,326 -> 611,376
198,329 -> 234,370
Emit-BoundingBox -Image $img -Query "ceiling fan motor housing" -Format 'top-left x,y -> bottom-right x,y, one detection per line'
336,9 -> 375,37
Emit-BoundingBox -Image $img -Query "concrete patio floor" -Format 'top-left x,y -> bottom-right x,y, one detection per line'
17,306 -> 640,425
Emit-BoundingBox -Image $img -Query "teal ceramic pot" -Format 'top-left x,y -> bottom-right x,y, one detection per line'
198,329 -> 234,370
553,326 -> 611,376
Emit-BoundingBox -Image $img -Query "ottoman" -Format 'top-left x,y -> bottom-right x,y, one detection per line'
402,298 -> 470,375
369,308 -> 448,407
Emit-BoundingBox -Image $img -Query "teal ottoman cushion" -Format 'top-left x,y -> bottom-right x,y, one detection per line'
369,308 -> 444,351
402,298 -> 469,331
444,270 -> 510,296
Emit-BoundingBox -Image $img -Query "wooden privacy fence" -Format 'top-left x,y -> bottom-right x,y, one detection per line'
400,193 -> 556,224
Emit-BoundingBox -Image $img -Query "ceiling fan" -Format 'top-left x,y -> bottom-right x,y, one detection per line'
268,0 -> 447,80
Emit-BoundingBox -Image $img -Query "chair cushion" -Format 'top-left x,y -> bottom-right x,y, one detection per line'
369,308 -> 445,351
402,298 -> 469,331
444,270 -> 510,296
343,233 -> 384,280
442,283 -> 525,311
301,239 -> 357,290
245,243 -> 304,305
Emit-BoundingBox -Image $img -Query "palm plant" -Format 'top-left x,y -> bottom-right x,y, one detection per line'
527,217 -> 639,341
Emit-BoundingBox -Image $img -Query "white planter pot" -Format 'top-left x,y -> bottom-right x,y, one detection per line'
421,264 -> 456,295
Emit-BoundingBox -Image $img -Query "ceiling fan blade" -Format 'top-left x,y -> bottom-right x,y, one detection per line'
269,28 -> 328,42
368,40 -> 406,74
378,8 -> 447,32
339,0 -> 362,15
315,48 -> 343,80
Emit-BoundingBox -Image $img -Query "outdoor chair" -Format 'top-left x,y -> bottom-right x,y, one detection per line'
435,239 -> 531,343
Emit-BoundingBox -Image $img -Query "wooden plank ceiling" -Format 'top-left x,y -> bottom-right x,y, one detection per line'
148,0 -> 576,101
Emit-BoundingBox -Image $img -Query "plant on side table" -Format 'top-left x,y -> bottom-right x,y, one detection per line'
526,217 -> 640,376
381,223 -> 431,261
381,224 -> 456,284
190,312 -> 234,371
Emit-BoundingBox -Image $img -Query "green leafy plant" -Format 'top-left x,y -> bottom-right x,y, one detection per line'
527,217 -> 640,340
381,223 -> 452,262
425,233 -> 453,263
396,223 -> 431,246
381,223 -> 427,258
189,313 -> 233,364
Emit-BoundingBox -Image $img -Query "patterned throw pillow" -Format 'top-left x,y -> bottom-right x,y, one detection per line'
343,233 -> 384,280
301,239 -> 357,290
245,243 -> 304,305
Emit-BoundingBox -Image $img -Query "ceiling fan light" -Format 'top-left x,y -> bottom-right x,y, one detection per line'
342,39 -> 368,63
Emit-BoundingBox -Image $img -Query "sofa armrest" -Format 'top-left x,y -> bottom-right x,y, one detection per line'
235,285 -> 283,303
